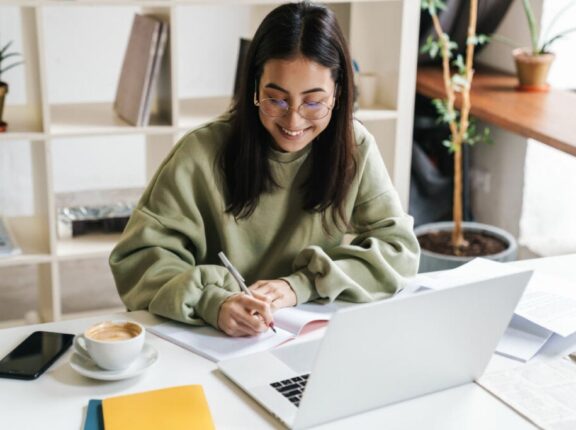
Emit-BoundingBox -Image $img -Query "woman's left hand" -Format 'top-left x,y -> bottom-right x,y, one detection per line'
249,279 -> 297,310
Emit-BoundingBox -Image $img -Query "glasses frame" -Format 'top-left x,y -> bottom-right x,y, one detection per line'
253,86 -> 338,121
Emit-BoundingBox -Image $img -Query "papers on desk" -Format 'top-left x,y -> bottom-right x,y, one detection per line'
478,354 -> 576,430
416,258 -> 576,362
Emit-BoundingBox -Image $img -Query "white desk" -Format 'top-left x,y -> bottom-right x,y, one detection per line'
1,254 -> 575,430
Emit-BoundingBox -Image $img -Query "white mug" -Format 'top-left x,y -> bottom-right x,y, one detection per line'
74,320 -> 145,371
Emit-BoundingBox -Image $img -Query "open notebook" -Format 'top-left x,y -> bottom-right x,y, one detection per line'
149,302 -> 348,362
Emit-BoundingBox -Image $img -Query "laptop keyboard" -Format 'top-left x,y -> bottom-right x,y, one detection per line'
270,374 -> 310,407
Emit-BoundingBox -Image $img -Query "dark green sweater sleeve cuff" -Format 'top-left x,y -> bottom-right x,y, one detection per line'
282,269 -> 320,304
195,284 -> 235,329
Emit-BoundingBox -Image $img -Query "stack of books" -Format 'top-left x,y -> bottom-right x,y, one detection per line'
114,14 -> 168,127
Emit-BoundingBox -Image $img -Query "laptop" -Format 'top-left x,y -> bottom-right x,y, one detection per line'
218,270 -> 532,429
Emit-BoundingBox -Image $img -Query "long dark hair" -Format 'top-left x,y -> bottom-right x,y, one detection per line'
220,1 -> 356,229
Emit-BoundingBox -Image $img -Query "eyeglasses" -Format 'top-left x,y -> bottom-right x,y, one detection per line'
254,93 -> 336,120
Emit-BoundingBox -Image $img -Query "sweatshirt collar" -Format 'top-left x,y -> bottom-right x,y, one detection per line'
268,142 -> 313,163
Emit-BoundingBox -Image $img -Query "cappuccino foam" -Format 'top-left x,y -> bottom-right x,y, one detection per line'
87,322 -> 141,342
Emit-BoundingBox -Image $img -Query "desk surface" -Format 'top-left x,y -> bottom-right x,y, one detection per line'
1,254 -> 576,430
416,66 -> 576,157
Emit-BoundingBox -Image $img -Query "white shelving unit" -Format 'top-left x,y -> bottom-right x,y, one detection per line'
0,0 -> 419,323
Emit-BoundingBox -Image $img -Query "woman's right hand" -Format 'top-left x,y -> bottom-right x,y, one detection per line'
217,293 -> 274,337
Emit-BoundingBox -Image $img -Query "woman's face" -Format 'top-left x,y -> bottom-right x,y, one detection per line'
257,56 -> 336,153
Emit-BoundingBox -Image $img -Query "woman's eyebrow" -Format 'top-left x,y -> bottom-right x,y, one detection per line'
264,82 -> 327,95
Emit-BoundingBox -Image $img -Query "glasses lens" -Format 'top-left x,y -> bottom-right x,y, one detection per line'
258,98 -> 331,119
260,99 -> 288,117
299,101 -> 330,120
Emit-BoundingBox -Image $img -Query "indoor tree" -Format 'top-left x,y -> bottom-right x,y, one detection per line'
420,0 -> 490,254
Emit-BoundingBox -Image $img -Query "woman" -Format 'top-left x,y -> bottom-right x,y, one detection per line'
110,2 -> 420,337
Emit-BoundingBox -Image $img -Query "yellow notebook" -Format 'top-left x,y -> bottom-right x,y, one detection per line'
102,385 -> 215,430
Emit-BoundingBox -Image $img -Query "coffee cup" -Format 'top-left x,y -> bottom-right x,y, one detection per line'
74,320 -> 145,371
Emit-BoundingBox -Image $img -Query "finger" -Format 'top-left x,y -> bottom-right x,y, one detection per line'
252,291 -> 273,303
236,318 -> 265,336
248,280 -> 270,290
248,298 -> 274,326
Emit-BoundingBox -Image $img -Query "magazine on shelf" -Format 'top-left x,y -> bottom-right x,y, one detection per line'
114,14 -> 168,126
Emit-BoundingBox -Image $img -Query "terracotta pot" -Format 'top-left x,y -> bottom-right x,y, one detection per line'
0,81 -> 7,132
512,48 -> 555,92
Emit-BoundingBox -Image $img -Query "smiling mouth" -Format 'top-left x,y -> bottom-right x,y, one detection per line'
279,126 -> 306,137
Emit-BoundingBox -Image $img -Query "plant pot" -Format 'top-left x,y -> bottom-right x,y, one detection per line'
512,48 -> 555,92
415,221 -> 517,273
0,81 -> 8,132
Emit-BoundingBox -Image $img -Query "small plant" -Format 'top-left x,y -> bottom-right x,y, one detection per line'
498,0 -> 576,55
420,0 -> 491,252
0,41 -> 24,82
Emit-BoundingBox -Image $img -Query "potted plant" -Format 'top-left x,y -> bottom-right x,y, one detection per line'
416,0 -> 518,272
0,40 -> 24,132
504,0 -> 576,91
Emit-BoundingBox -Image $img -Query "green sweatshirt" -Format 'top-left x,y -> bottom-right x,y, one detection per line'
109,115 -> 420,329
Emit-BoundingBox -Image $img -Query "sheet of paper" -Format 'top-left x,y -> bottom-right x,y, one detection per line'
149,322 -> 293,362
478,356 -> 576,430
273,302 -> 346,335
514,272 -> 576,337
496,315 -> 553,362
420,258 -> 576,337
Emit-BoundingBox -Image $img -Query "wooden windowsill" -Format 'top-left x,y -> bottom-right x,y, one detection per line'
416,65 -> 576,157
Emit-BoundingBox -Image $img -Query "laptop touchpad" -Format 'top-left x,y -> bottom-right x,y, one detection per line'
271,339 -> 321,374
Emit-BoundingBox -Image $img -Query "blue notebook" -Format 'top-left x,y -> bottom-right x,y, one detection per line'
83,399 -> 103,430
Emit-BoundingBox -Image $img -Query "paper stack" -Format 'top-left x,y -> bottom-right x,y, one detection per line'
416,258 -> 576,361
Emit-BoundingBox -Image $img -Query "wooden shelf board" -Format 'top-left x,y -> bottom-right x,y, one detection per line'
49,102 -> 173,136
416,65 -> 576,157
56,233 -> 121,260
0,253 -> 52,268
178,96 -> 233,130
355,106 -> 397,122
0,115 -> 44,140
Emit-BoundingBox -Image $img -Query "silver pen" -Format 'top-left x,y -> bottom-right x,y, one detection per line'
218,251 -> 277,333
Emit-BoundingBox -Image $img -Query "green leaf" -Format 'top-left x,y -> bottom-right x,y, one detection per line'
420,35 -> 441,59
451,74 -> 469,92
452,54 -> 465,74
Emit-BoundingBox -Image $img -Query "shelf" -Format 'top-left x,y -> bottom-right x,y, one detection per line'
416,65 -> 576,157
0,253 -> 52,268
0,120 -> 44,140
0,0 -> 418,324
56,233 -> 121,260
355,106 -> 397,122
178,96 -> 233,130
49,102 -> 173,136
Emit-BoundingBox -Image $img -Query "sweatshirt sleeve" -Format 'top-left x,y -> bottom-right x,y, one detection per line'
109,129 -> 239,329
283,129 -> 420,304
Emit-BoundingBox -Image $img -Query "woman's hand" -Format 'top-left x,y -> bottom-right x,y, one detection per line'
217,293 -> 274,337
249,279 -> 297,310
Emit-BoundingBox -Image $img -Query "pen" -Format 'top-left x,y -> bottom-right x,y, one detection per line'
218,251 -> 277,333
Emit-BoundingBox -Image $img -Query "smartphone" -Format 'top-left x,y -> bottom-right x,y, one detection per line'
0,331 -> 74,380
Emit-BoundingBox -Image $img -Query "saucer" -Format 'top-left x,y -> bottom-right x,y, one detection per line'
69,343 -> 158,381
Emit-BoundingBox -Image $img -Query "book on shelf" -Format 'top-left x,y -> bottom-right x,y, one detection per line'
101,385 -> 215,430
233,37 -> 251,99
114,14 -> 168,127
0,217 -> 21,257
149,302 -> 348,362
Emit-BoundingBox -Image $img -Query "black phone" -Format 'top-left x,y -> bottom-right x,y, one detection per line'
0,331 -> 74,380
